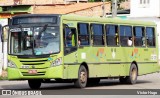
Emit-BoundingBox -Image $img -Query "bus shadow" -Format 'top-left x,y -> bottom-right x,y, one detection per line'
1,82 -> 77,90
1,79 -> 153,90
40,79 -> 153,89
87,79 -> 153,87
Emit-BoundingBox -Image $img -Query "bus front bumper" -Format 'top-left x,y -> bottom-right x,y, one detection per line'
7,66 -> 63,80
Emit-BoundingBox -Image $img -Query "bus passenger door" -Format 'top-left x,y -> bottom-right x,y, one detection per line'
63,26 -> 78,78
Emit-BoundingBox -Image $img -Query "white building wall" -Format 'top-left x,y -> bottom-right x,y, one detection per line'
130,0 -> 160,17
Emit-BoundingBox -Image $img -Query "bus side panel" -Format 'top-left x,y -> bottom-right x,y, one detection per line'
77,47 -> 128,78
138,63 -> 158,75
138,48 -> 158,75
63,65 -> 80,79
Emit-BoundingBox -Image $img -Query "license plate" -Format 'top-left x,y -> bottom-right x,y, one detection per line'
28,70 -> 37,74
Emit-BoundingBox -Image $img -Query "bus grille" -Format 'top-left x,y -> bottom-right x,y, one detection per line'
19,58 -> 48,65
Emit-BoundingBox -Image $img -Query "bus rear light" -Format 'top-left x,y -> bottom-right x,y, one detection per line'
51,58 -> 62,67
8,60 -> 17,68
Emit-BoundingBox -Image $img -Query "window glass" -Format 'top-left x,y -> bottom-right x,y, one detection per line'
92,24 -> 103,35
63,27 -> 77,55
10,27 -> 60,55
78,23 -> 89,46
135,27 -> 143,37
65,28 -> 76,47
106,25 -> 119,46
146,27 -> 154,37
106,25 -> 116,36
91,24 -> 104,45
146,27 -> 155,46
120,26 -> 132,46
79,24 -> 89,35
134,26 -> 145,47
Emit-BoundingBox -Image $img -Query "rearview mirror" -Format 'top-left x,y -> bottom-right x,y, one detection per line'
2,25 -> 9,42
0,25 -> 2,42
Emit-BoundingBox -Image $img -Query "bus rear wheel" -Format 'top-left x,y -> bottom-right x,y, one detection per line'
126,63 -> 138,84
28,79 -> 41,89
74,65 -> 88,88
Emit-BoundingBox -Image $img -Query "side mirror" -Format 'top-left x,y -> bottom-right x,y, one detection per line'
2,25 -> 9,42
63,24 -> 69,28
0,25 -> 2,42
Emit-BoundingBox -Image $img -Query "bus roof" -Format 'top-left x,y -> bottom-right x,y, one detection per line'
61,14 -> 156,26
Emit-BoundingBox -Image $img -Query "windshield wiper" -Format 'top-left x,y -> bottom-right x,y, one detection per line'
37,24 -> 48,39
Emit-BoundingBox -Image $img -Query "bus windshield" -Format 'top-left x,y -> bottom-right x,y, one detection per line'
10,26 -> 60,55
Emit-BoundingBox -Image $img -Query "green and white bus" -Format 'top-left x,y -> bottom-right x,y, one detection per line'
2,14 -> 160,89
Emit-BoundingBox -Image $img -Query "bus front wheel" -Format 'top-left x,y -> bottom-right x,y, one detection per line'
28,79 -> 41,89
74,65 -> 88,88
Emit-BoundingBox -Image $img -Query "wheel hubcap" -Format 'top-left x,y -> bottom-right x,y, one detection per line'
80,71 -> 86,83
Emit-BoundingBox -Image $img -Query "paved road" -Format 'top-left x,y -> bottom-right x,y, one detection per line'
0,72 -> 160,89
0,72 -> 160,98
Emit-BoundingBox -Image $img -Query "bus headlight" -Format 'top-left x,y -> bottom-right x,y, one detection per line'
8,60 -> 17,68
51,58 -> 62,67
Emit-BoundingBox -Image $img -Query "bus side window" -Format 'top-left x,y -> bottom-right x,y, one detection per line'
120,25 -> 132,47
77,23 -> 89,46
91,24 -> 104,46
146,27 -> 155,47
106,25 -> 119,46
133,26 -> 145,47
63,27 -> 77,55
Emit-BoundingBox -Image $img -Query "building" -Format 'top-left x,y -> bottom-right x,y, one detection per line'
130,0 -> 160,17
32,2 -> 110,16
120,0 -> 130,9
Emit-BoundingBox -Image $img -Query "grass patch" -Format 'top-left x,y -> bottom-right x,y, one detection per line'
0,76 -> 7,80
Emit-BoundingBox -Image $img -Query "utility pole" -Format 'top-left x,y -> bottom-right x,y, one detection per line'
102,0 -> 106,17
112,0 -> 117,18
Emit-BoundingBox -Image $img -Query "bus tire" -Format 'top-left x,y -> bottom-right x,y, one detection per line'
126,63 -> 138,84
28,79 -> 41,89
74,65 -> 88,88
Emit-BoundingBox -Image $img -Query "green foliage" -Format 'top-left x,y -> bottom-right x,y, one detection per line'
0,76 -> 7,80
